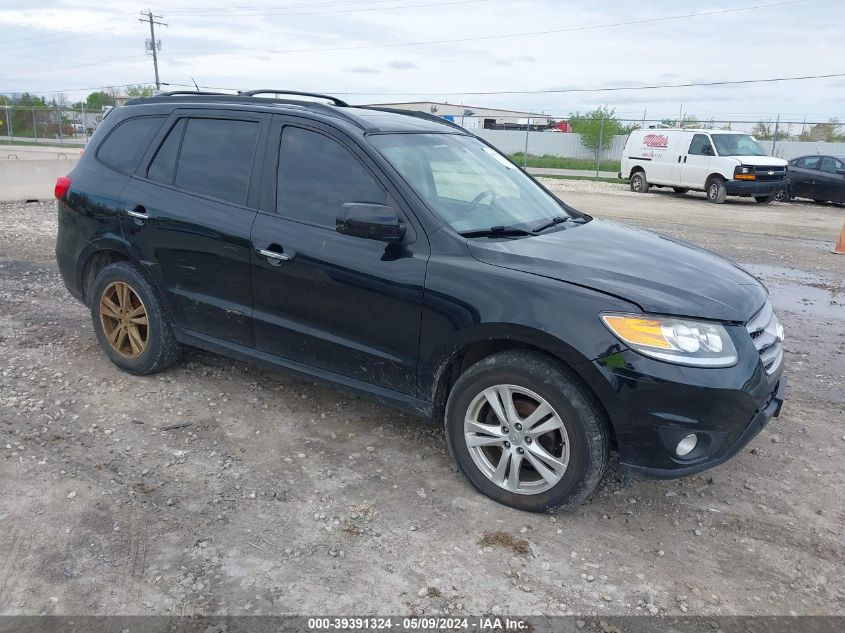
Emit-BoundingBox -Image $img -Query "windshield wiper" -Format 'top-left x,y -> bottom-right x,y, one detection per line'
459,225 -> 535,238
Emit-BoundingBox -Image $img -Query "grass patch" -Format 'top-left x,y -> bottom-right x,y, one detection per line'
1,139 -> 85,148
536,175 -> 627,185
509,153 -> 621,172
479,530 -> 531,555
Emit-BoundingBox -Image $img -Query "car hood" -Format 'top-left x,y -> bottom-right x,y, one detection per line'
467,219 -> 767,322
724,155 -> 788,166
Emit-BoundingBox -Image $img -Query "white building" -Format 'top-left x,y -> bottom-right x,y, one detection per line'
364,101 -> 551,130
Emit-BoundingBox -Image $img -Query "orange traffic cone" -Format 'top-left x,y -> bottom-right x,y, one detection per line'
834,221 -> 845,254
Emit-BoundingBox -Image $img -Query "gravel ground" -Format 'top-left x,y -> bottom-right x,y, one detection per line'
0,186 -> 843,618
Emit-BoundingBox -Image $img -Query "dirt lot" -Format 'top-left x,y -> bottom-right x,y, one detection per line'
0,182 -> 843,618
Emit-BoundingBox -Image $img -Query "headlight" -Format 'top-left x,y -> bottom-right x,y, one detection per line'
601,313 -> 738,367
734,165 -> 756,180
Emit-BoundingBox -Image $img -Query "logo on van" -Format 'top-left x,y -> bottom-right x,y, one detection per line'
643,134 -> 669,149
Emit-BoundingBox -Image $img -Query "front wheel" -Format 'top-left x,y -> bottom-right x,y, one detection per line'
706,177 -> 727,204
444,351 -> 609,512
775,185 -> 791,202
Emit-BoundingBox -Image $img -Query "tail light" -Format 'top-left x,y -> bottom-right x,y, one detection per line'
55,176 -> 72,199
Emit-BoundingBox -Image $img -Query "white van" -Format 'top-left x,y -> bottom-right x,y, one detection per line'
620,128 -> 788,204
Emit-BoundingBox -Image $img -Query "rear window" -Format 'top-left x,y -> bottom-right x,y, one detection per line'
97,116 -> 165,174
174,118 -> 259,206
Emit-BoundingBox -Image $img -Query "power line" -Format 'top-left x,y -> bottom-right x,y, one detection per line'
163,0 -> 493,17
163,0 -> 811,57
337,72 -> 845,97
158,72 -> 845,97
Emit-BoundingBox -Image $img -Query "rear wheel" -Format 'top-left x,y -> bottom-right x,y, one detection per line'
630,171 -> 649,193
754,195 -> 775,204
672,187 -> 689,194
90,261 -> 181,375
445,350 -> 609,512
706,176 -> 727,204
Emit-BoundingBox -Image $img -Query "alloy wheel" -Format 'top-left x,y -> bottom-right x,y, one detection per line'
99,281 -> 149,359
463,384 -> 570,495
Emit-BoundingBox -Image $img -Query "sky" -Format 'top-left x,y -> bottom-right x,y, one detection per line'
1,0 -> 843,124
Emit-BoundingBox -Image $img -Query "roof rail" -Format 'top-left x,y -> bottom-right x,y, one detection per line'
157,90 -> 231,97
237,89 -> 348,107
361,106 -> 466,132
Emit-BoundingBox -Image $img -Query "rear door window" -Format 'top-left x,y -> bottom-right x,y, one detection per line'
97,116 -> 165,174
276,126 -> 386,228
147,119 -> 186,185
174,118 -> 260,206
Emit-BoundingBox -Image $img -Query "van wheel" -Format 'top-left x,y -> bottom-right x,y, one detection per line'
90,261 -> 182,375
630,171 -> 649,193
754,195 -> 775,204
444,350 -> 609,512
706,177 -> 727,204
672,187 -> 689,194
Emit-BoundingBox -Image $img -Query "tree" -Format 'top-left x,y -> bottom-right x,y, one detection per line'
125,84 -> 155,98
86,91 -> 116,110
751,120 -> 789,141
568,106 -> 625,162
798,118 -> 842,142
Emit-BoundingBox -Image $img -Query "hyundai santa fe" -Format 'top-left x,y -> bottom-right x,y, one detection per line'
55,90 -> 786,512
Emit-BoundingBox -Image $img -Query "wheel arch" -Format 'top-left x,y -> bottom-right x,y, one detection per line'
77,237 -> 142,306
425,325 -> 617,445
629,165 -> 646,178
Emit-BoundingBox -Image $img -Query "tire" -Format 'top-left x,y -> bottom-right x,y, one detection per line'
629,171 -> 649,194
444,350 -> 609,512
672,187 -> 689,194
754,195 -> 775,204
775,185 -> 791,202
89,261 -> 181,375
706,176 -> 727,204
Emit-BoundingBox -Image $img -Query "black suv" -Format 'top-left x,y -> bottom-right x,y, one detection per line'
55,90 -> 785,511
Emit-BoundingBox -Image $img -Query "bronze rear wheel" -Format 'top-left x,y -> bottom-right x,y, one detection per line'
99,281 -> 149,359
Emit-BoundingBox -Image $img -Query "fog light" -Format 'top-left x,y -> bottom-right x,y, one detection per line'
676,434 -> 698,457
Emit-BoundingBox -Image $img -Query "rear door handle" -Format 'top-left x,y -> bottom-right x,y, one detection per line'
257,248 -> 291,262
125,206 -> 149,220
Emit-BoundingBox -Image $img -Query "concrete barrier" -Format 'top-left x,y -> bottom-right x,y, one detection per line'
0,158 -> 78,202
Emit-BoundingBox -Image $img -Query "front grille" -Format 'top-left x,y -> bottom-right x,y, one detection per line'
754,166 -> 786,182
746,301 -> 783,374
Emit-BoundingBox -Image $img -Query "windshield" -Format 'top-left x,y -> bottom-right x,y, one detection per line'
370,133 -> 572,233
710,134 -> 767,157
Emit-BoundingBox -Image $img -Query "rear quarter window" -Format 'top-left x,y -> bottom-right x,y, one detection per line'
96,116 -> 165,174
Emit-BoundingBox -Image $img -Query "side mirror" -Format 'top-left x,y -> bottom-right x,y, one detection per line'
337,203 -> 406,243
702,145 -> 714,156
837,169 -> 845,176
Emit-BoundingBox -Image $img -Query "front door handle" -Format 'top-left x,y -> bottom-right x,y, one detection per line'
125,206 -> 149,221
257,248 -> 291,263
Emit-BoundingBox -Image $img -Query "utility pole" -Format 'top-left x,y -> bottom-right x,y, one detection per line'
139,10 -> 167,91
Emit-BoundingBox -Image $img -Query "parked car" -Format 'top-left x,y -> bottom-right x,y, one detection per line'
778,154 -> 845,204
55,90 -> 785,512
620,128 -> 788,204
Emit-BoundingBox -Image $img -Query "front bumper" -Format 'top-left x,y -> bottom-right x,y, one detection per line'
620,376 -> 785,478
577,335 -> 785,479
724,179 -> 785,197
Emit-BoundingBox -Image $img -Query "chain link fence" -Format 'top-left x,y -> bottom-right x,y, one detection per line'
473,117 -> 845,178
0,106 -> 106,146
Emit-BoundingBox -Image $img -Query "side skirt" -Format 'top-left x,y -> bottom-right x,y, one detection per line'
172,326 -> 433,419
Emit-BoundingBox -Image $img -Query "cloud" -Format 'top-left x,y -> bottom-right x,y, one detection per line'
387,60 -> 417,70
346,66 -> 379,74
